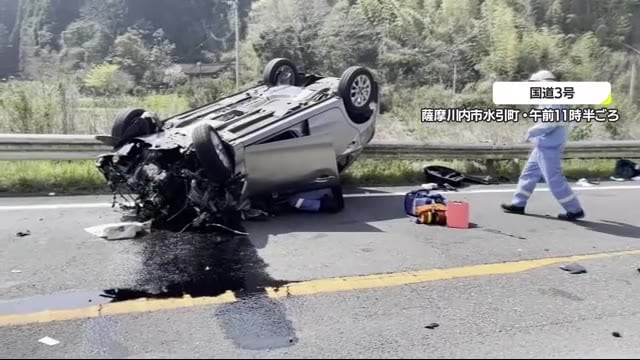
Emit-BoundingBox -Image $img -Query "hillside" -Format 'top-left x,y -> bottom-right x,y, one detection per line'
0,0 -> 251,77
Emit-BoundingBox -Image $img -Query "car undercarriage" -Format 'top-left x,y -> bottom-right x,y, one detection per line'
95,58 -> 380,233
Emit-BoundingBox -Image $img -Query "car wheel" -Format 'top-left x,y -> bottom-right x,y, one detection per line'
192,123 -> 234,184
263,58 -> 298,87
111,108 -> 156,147
338,66 -> 377,124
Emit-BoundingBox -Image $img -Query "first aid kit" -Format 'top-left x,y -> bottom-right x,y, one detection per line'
404,189 -> 447,217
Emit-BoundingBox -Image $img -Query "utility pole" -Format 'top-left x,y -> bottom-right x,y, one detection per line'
234,0 -> 239,91
631,61 -> 636,102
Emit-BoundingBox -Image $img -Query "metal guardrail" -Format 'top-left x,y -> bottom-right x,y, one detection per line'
0,134 -> 639,161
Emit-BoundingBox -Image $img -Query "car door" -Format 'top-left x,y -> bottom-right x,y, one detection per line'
243,133 -> 340,197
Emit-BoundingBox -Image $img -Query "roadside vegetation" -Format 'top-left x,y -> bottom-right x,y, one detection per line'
0,0 -> 639,194
0,158 -> 622,195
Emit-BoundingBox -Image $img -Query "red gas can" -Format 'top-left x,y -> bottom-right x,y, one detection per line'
446,201 -> 469,229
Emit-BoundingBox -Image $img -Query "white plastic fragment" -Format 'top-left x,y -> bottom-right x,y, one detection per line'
84,221 -> 152,240
10,269 -> 22,273
576,178 -> 595,187
38,336 -> 60,346
421,183 -> 438,190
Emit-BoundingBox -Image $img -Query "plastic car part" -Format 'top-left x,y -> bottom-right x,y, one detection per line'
192,123 -> 234,184
338,66 -> 377,124
111,108 -> 157,147
263,58 -> 298,87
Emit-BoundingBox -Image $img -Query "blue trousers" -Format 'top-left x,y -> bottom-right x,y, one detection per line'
512,146 -> 583,213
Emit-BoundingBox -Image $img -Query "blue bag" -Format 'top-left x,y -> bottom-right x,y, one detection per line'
403,189 -> 446,217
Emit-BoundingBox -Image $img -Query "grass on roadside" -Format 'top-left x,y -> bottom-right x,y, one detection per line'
342,157 -> 620,186
0,157 -> 623,195
0,160 -> 108,194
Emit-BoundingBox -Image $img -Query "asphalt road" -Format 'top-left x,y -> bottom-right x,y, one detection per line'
2,182 -> 640,358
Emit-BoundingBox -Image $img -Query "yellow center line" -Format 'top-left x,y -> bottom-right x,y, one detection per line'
2,249 -> 640,327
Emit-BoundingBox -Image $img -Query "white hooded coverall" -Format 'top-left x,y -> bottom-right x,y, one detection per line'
511,104 -> 583,213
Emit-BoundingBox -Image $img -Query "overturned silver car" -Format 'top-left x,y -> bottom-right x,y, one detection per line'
96,58 -> 380,231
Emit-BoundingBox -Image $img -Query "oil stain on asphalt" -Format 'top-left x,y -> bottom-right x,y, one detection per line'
102,230 -> 300,351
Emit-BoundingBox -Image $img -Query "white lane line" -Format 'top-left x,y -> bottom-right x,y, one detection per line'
0,203 -> 114,211
1,184 -> 640,211
345,184 -> 640,197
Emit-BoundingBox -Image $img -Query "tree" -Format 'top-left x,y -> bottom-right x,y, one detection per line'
59,20 -> 113,68
84,62 -> 134,95
250,0 -> 331,71
78,0 -> 126,35
109,27 -> 175,87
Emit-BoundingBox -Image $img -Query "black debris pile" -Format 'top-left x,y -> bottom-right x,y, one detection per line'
612,332 -> 622,338
424,323 -> 440,329
610,159 -> 640,182
423,165 -> 508,191
560,263 -> 587,275
16,230 -> 30,237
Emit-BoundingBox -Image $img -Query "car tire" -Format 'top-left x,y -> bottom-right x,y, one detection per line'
263,58 -> 298,87
338,66 -> 377,124
192,123 -> 234,184
111,107 -> 156,147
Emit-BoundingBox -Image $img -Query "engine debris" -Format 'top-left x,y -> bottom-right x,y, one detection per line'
96,141 -> 246,234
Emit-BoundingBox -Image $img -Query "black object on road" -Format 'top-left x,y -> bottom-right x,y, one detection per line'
613,159 -> 640,180
612,332 -> 622,338
16,230 -> 30,237
424,323 -> 440,329
560,263 -> 587,274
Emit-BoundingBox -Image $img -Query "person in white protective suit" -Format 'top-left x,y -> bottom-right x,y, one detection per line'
501,70 -> 585,221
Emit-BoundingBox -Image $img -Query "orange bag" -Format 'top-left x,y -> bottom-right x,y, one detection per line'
416,203 -> 447,225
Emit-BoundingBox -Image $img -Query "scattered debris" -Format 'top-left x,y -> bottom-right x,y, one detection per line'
560,263 -> 587,274
612,332 -> 622,338
424,165 -> 502,189
38,336 -> 60,346
576,178 -> 598,186
84,221 -> 152,240
10,269 -> 22,273
424,323 -> 440,329
16,230 -> 30,237
48,192 -> 56,196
